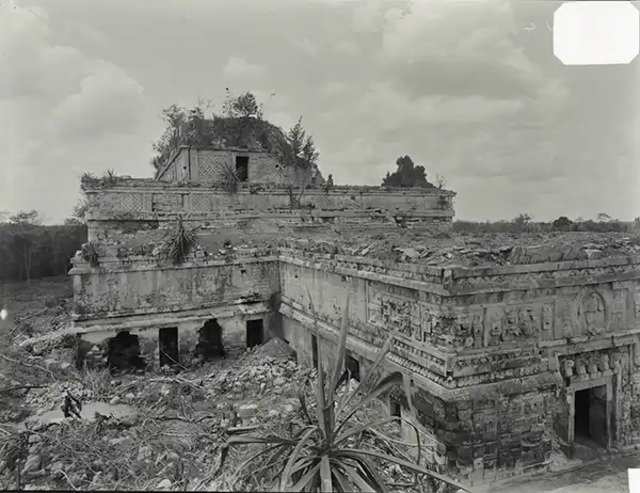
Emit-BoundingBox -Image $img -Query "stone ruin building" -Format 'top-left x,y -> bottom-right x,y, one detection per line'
69,143 -> 640,486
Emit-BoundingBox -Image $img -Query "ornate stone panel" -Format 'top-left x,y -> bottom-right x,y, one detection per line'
558,346 -> 629,380
482,304 -> 546,347
577,291 -> 608,336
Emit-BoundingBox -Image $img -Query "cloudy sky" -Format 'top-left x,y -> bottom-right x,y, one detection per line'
1,0 -> 639,223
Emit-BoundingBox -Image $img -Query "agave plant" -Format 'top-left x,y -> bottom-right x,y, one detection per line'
221,162 -> 240,194
218,292 -> 471,493
102,169 -> 119,187
81,242 -> 100,268
167,215 -> 197,265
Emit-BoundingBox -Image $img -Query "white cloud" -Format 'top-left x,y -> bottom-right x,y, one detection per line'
49,61 -> 144,139
0,3 -> 145,222
222,56 -> 266,78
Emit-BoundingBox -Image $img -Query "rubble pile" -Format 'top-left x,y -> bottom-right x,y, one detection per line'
279,232 -> 640,268
0,338 -> 314,491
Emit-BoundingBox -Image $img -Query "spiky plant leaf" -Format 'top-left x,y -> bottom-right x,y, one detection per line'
217,289 -> 474,493
167,215 -> 197,265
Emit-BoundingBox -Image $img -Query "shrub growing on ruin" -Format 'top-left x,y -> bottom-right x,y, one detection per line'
81,242 -> 100,268
218,293 -> 469,493
150,93 -> 321,175
167,216 -> 197,265
382,156 -> 434,189
221,162 -> 240,195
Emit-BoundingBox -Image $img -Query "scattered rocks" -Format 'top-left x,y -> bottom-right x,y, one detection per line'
157,478 -> 172,489
136,446 -> 152,461
238,404 -> 258,420
20,454 -> 42,476
109,396 -> 121,405
50,461 -> 64,476
28,434 -> 42,444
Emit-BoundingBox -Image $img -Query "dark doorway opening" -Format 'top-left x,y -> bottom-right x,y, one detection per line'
345,354 -> 360,382
390,398 -> 402,419
235,156 -> 249,182
246,319 -> 264,349
311,334 -> 319,369
108,331 -> 145,372
195,319 -> 224,361
574,386 -> 607,447
159,327 -> 179,367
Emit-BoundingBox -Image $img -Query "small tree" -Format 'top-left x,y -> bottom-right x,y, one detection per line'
151,105 -> 189,170
302,136 -> 319,166
597,212 -> 611,223
381,156 -> 433,188
288,118 -> 306,160
512,213 -> 532,232
222,90 -> 263,119
552,216 -> 573,231
435,174 -> 447,189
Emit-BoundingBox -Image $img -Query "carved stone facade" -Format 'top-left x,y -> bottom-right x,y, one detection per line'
72,173 -> 640,488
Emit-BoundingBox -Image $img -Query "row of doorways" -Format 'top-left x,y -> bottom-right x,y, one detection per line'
107,318 -> 264,370
159,318 -> 264,367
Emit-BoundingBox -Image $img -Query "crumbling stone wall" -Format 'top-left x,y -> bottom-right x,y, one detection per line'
76,310 -> 277,370
276,248 -> 640,483
156,147 -> 311,186
83,183 -> 455,241
71,256 -> 279,319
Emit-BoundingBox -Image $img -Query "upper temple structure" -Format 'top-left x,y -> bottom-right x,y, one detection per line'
68,134 -> 640,488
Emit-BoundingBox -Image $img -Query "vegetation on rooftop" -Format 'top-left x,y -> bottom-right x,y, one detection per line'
151,91 -> 320,174
382,156 -> 436,189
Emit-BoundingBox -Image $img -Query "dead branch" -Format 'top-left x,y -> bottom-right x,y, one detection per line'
12,308 -> 48,325
0,384 -> 46,394
0,353 -> 57,381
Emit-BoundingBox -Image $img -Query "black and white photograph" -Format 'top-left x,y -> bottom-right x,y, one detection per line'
1,0 -> 639,491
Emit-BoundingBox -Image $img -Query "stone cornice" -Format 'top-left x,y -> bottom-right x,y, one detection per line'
85,208 -> 455,221
70,247 -> 640,295
84,182 -> 456,196
72,301 -> 270,331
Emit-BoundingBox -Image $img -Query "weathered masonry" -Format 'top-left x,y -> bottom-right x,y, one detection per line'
154,145 -> 324,188
279,249 -> 640,484
71,172 -> 455,368
69,160 -> 640,485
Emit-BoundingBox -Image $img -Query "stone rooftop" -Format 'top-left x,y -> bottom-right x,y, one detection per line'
104,230 -> 640,269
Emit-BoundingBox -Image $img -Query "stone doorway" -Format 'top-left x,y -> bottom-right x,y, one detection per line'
196,319 -> 225,361
159,327 -> 179,367
107,331 -> 145,371
246,319 -> 264,349
574,385 -> 608,448
311,334 -> 319,369
345,354 -> 360,382
235,156 -> 249,182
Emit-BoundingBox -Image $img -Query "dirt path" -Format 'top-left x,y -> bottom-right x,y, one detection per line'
488,453 -> 640,493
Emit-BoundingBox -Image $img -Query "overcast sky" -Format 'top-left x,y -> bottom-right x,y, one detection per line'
1,0 -> 639,223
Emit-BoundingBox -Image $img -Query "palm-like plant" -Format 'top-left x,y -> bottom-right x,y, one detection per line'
218,292 -> 471,493
167,215 -> 197,265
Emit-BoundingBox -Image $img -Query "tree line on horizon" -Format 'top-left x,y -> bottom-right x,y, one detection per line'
0,210 -> 87,283
0,206 -> 635,284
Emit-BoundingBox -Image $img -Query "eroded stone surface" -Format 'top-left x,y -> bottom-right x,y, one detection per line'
68,161 -> 640,486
